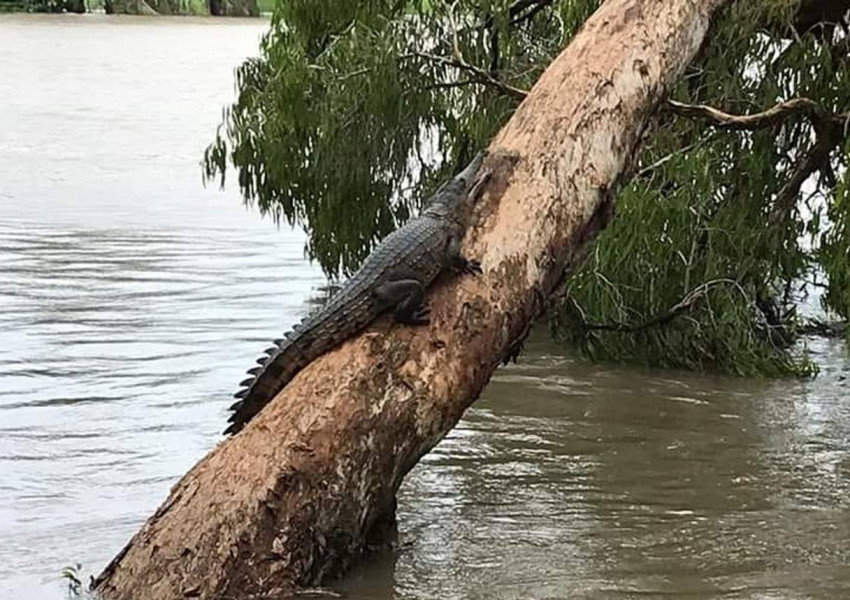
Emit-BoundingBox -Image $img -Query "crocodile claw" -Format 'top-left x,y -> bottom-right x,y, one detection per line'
464,259 -> 482,275
410,306 -> 430,326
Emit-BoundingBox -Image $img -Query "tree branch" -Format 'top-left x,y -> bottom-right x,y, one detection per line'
508,0 -> 555,27
771,128 -> 835,219
665,97 -> 843,131
577,279 -> 747,333
409,51 -> 529,100
633,132 -> 719,179
477,0 -> 553,31
763,0 -> 850,38
422,79 -> 478,91
91,2 -> 740,597
665,97 -> 848,222
489,26 -> 500,75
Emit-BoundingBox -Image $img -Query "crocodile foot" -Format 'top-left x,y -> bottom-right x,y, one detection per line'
401,305 -> 430,326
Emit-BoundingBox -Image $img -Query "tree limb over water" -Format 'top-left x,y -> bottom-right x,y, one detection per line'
666,97 -> 848,223
665,98 -> 848,132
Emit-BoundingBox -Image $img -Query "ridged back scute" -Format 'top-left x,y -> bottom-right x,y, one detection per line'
226,201 -> 461,434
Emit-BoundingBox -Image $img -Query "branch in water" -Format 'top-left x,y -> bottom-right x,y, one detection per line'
798,319 -> 848,338
578,279 -> 747,333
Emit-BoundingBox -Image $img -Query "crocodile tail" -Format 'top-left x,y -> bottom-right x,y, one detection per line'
224,325 -> 312,435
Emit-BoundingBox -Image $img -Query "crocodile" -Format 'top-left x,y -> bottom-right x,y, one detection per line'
225,152 -> 486,435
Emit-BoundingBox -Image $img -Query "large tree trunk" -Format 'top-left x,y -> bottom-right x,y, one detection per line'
93,0 -> 728,597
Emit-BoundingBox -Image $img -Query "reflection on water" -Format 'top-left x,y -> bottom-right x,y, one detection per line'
2,13 -> 850,600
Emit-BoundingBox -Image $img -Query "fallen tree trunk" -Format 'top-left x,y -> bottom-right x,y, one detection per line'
93,0 -> 729,597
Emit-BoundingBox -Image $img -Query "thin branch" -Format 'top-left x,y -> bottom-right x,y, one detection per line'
508,0 -> 555,27
475,0 -> 550,32
578,279 -> 747,333
666,97 -> 848,224
409,51 -> 529,100
831,36 -> 850,67
771,130 -> 834,220
336,67 -> 371,82
422,79 -> 478,91
633,132 -> 719,179
447,1 -> 463,64
792,0 -> 850,33
665,97 -> 841,130
489,25 -> 500,75
666,97 -> 849,142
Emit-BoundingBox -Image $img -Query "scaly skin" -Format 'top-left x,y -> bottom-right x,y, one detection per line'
225,153 -> 485,435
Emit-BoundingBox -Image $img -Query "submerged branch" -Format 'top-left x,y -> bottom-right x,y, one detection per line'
798,318 -> 848,338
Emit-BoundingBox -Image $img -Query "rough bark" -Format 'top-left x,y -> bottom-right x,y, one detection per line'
93,0 -> 729,598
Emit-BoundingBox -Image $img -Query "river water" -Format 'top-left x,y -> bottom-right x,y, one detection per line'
1,14 -> 849,600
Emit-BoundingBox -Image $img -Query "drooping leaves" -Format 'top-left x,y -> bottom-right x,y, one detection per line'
206,0 -> 849,374
204,0 -> 599,276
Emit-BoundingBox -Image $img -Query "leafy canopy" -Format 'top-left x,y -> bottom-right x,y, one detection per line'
204,0 -> 597,274
205,0 -> 850,375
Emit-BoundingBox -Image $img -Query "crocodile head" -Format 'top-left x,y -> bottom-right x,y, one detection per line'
423,151 -> 486,220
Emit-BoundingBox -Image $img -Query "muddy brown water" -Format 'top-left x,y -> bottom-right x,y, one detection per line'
1,14 -> 849,600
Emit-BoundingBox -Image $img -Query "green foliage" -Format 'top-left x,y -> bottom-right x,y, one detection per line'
206,0 -> 849,375
818,142 -> 850,323
0,0 -> 25,11
1,0 -> 84,12
204,0 -> 599,275
0,0 -> 213,13
553,1 -> 847,374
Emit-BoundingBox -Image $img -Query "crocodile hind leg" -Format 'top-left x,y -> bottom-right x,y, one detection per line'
374,279 -> 430,325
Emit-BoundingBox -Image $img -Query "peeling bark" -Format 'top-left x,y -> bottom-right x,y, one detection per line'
93,1 -> 729,597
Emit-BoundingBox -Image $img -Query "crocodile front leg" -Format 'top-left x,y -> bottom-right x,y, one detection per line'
447,235 -> 482,275
374,279 -> 430,325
